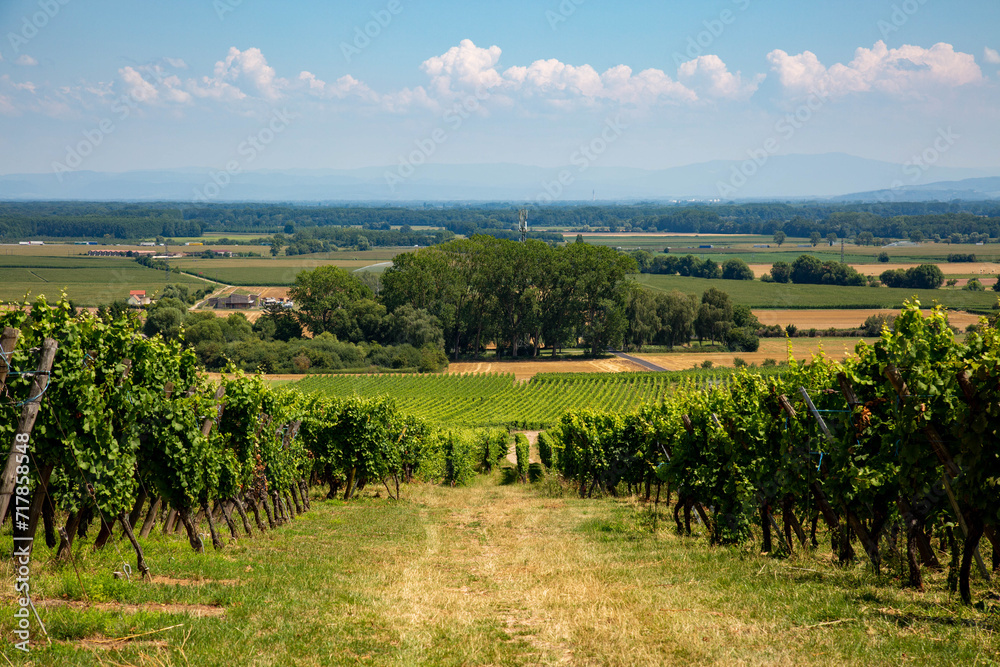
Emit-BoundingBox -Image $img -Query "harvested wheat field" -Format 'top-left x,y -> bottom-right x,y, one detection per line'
747,262 -> 1000,279
448,357 -> 644,381
753,308 -> 985,330
634,337 -> 874,371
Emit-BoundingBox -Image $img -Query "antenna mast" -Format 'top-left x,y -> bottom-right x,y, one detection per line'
518,209 -> 528,243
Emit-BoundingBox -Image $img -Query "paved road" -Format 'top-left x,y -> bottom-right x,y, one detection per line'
610,351 -> 668,372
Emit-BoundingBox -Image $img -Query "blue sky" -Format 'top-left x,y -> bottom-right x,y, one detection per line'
1,0 -> 998,177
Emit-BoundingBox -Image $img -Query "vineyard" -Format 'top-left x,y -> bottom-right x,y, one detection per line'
2,296 -> 999,662
293,369 -> 780,429
0,297 -> 501,614
544,301 -> 1000,606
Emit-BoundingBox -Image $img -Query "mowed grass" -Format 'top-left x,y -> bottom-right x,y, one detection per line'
636,273 -> 1000,310
2,481 -> 995,665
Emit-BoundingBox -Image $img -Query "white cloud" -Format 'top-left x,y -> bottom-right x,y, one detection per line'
119,66 -> 159,103
421,39 -> 504,97
298,71 -> 378,102
15,55 -> 38,67
677,55 -> 763,100
216,47 -> 285,100
0,74 -> 76,118
184,47 -> 287,103
985,47 -> 1000,65
768,41 -> 982,98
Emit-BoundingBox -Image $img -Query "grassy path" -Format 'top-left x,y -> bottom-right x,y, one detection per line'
3,481 -> 997,665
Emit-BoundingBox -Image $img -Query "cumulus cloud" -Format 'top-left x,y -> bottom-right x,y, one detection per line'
677,55 -> 763,100
15,55 -> 38,67
767,41 -> 982,97
421,39 -> 504,97
195,47 -> 286,101
406,39 -> 705,109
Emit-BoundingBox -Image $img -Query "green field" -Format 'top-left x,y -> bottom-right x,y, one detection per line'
295,370 -> 756,429
636,273 -> 1000,310
0,264 -> 207,305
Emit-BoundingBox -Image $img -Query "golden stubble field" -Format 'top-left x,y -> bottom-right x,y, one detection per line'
747,262 -> 1000,279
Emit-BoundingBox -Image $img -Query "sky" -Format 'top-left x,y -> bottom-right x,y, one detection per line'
1,0 -> 999,178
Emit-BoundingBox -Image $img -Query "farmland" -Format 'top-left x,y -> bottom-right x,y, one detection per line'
0,250 -> 207,305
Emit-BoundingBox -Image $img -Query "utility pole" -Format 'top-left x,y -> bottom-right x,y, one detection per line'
518,209 -> 528,243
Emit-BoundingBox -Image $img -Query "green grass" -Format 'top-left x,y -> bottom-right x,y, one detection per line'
637,274 -> 1000,310
2,482 -> 995,665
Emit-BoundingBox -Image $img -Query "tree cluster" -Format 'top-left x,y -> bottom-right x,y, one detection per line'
879,264 -> 946,290
622,286 -> 759,353
379,236 -> 638,358
763,255 -> 867,287
631,252 -> 755,281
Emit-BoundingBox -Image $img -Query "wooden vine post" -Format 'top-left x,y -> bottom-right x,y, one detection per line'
2,338 -> 58,561
0,327 -> 21,525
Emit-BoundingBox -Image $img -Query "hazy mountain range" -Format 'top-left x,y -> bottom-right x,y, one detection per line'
1,153 -> 998,203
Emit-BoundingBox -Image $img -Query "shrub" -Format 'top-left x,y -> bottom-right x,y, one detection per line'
476,429 -> 510,472
965,279 -> 985,292
948,253 -> 976,262
947,279 -> 959,287
444,432 -> 478,486
993,275 -> 1000,293
862,313 -> 896,336
877,252 -> 890,263
785,324 -> 798,337
762,358 -> 777,367
733,357 -> 747,368
514,434 -> 530,483
701,360 -> 714,369
769,261 -> 791,283
537,430 -> 556,468
721,258 -> 754,281
726,327 -> 760,353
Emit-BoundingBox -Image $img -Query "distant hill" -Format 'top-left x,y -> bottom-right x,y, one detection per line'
1,154 -> 997,202
833,177 -> 1000,202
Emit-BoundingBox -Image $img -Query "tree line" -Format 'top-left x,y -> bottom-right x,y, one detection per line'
5,201 -> 1000,243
